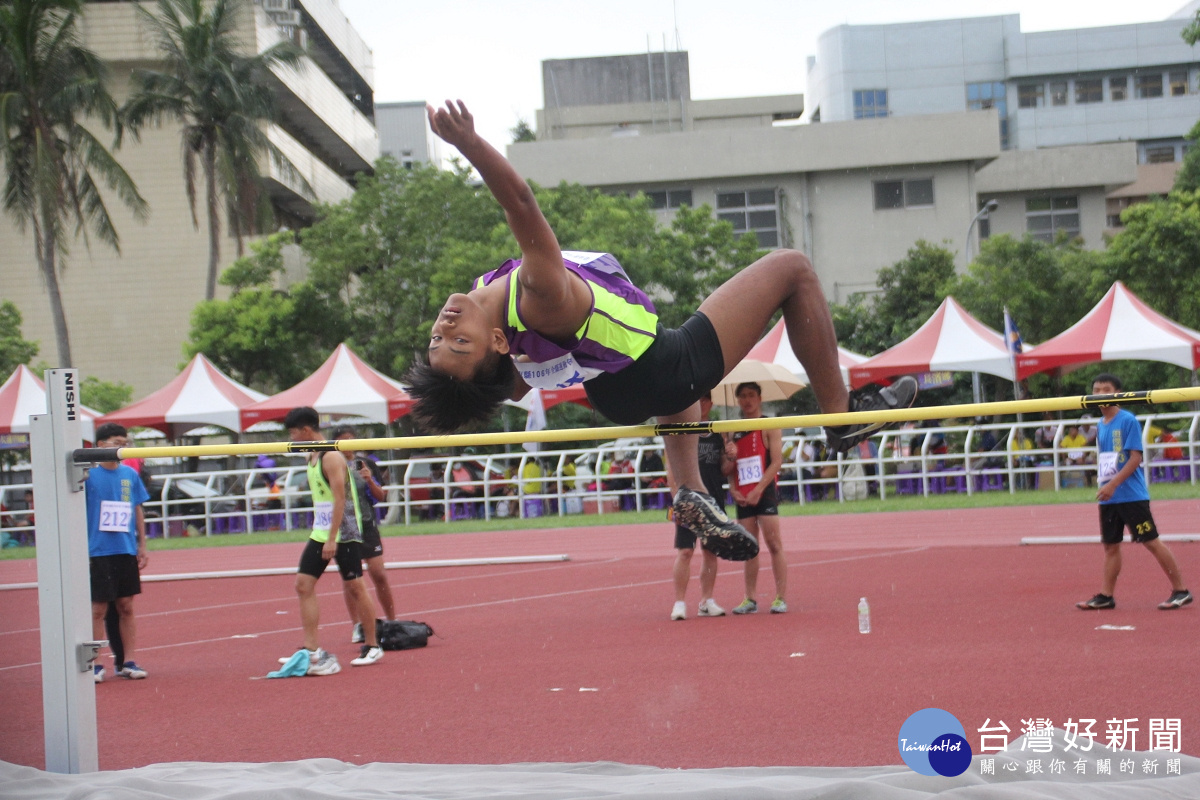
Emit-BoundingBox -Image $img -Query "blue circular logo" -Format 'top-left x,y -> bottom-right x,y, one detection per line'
898,708 -> 973,776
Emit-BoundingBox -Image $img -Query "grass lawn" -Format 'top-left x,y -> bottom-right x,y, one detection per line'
2,483 -> 1195,560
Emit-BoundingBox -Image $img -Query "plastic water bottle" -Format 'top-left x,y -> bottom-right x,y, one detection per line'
858,597 -> 871,634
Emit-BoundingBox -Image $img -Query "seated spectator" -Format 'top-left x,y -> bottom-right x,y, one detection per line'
1156,429 -> 1184,462
1061,424 -> 1090,466
1078,414 -> 1098,447
1034,413 -> 1058,451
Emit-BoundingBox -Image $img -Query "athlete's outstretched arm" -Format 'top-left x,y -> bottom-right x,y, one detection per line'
428,101 -> 588,334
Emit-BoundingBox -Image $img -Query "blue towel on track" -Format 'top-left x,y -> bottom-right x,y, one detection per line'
267,649 -> 310,678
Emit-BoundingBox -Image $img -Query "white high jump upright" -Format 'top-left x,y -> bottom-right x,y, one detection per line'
30,369 -> 100,773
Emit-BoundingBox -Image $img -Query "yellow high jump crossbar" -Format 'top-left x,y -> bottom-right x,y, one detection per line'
73,387 -> 1200,463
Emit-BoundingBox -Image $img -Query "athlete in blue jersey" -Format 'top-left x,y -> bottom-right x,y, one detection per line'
406,100 -> 917,560
1076,374 -> 1191,611
87,423 -> 151,682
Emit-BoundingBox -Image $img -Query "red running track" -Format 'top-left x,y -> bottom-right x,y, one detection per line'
0,500 -> 1196,770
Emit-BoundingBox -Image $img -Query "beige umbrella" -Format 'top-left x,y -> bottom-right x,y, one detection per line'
713,359 -> 807,407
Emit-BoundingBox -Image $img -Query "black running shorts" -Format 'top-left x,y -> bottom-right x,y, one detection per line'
734,482 -> 780,520
585,311 -> 726,425
1099,501 -> 1158,545
298,537 -> 365,581
360,521 -> 384,560
90,554 -> 141,603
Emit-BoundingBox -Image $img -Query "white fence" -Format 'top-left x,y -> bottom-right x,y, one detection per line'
1,412 -> 1195,543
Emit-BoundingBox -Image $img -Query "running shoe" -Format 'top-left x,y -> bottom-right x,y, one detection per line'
731,598 -> 758,615
93,664 -> 104,684
673,487 -> 758,561
350,645 -> 384,666
670,601 -> 687,621
279,647 -> 311,665
1158,589 -> 1193,610
306,649 -> 341,676
698,599 -> 725,617
770,598 -> 788,614
825,376 -> 919,454
1076,593 -> 1116,610
118,661 -> 147,679
351,622 -> 364,644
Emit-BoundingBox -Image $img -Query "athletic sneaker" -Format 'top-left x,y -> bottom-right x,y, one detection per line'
93,664 -> 104,684
824,376 -> 919,454
350,622 -> 364,644
770,598 -> 788,614
731,598 -> 758,615
1158,589 -> 1193,610
279,647 -> 310,665
118,661 -> 147,679
698,599 -> 725,617
1076,593 -> 1116,610
306,648 -> 341,676
670,601 -> 687,621
350,645 -> 384,666
673,487 -> 759,561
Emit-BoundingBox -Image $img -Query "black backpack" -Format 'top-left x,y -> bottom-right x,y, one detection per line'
375,619 -> 434,651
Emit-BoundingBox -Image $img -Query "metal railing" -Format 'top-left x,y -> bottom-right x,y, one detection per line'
2,412 -> 1195,542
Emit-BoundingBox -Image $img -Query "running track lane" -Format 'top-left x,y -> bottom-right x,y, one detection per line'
0,501 -> 1195,769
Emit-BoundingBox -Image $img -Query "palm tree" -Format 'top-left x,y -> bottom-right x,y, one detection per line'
0,0 -> 147,367
123,0 -> 310,301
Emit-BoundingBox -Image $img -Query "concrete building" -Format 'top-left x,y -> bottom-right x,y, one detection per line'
0,0 -> 377,396
376,101 -> 442,168
509,10 -> 1199,303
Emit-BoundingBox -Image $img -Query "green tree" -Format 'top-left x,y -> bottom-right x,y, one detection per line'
1173,119 -> 1200,192
184,231 -> 336,391
123,0 -> 308,301
1104,189 -> 1200,329
951,234 -> 1104,345
832,240 -> 957,354
0,300 -> 39,379
80,376 -> 132,413
0,0 -> 147,367
510,118 -> 536,143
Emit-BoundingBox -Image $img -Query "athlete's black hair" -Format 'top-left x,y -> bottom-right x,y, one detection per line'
283,406 -> 320,431
405,353 -> 518,433
1092,372 -> 1122,391
94,422 -> 128,442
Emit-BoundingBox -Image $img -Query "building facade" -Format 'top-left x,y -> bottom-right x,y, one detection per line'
0,0 -> 378,395
509,10 -> 1199,303
375,101 -> 442,168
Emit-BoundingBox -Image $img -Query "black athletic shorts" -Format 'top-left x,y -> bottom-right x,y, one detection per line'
735,482 -> 780,520
1099,501 -> 1158,545
360,521 -> 384,560
298,537 -> 365,581
585,311 -> 726,425
90,554 -> 141,603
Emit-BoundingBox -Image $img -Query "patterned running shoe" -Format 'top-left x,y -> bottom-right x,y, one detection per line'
769,598 -> 788,614
306,648 -> 341,676
1076,593 -> 1116,610
1158,589 -> 1193,610
673,487 -> 758,561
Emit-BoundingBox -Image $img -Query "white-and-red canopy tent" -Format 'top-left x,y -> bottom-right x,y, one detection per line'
1016,281 -> 1200,380
0,364 -> 100,441
848,297 -> 1015,388
746,319 -> 868,388
240,343 -> 413,427
98,354 -> 267,437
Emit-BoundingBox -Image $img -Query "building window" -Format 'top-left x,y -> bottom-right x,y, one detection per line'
1018,84 -> 1043,108
874,179 -> 935,210
1075,79 -> 1103,104
1049,81 -> 1068,106
1136,73 -> 1163,99
853,90 -> 888,119
717,189 -> 780,247
967,82 -> 1008,147
1169,70 -> 1189,97
644,189 -> 693,210
1110,76 -> 1128,101
1145,145 -> 1176,164
1026,196 -> 1079,243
